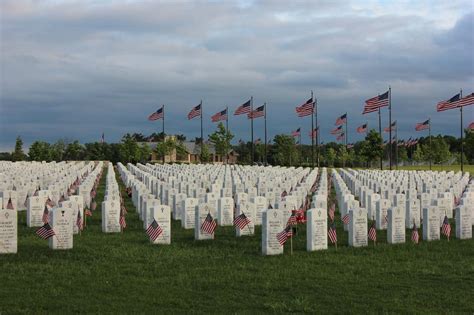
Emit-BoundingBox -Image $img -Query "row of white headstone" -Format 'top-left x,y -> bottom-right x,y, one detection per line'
0,161 -> 104,253
115,163 -> 319,250
333,168 -> 472,245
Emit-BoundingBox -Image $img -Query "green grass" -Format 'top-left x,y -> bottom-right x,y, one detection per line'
0,168 -> 473,314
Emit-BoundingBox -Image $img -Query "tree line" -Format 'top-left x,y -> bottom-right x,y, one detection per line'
2,125 -> 473,167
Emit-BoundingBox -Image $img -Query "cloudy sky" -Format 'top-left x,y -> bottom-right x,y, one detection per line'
0,0 -> 473,151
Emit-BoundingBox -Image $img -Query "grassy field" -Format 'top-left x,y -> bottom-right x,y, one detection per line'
0,167 -> 473,314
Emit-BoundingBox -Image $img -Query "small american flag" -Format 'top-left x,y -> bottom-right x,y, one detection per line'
335,113 -> 347,126
328,222 -> 337,244
101,132 -> 105,143
411,223 -> 419,244
363,90 -> 389,114
119,214 -> 126,229
437,93 -> 461,112
91,199 -> 97,211
36,223 -> 55,240
341,213 -> 349,225
281,190 -> 288,198
468,122 -> 474,131
248,105 -> 265,119
46,197 -> 54,207
295,97 -> 315,117
330,125 -> 343,135
24,194 -> 29,208
328,203 -> 335,222
187,104 -> 202,120
368,222 -> 377,242
309,127 -> 319,139
277,225 -> 293,246
384,121 -> 396,132
287,212 -> 298,226
146,219 -> 163,242
415,119 -> 430,131
201,213 -> 217,234
42,205 -> 49,224
441,215 -> 451,238
76,211 -> 83,231
336,132 -> 345,141
148,106 -> 164,121
6,197 -> 14,210
234,99 -> 251,115
85,208 -> 92,217
233,213 -> 251,230
356,123 -> 368,133
59,194 -> 66,203
291,128 -> 301,137
211,108 -> 227,122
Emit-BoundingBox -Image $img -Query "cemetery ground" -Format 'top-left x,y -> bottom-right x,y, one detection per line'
0,167 -> 473,313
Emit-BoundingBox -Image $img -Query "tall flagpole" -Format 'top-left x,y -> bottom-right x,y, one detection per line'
162,105 -> 165,164
429,117 -> 432,170
264,102 -> 267,166
389,86 -> 392,170
378,107 -> 382,170
299,132 -> 302,164
311,90 -> 315,168
460,89 -> 464,173
226,106 -> 229,164
316,98 -> 320,167
250,96 -> 254,165
345,112 -> 348,149
200,100 -> 203,161
395,123 -> 398,170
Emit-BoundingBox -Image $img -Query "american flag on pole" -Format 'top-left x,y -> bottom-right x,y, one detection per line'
336,133 -> 345,141
148,106 -> 164,121
277,225 -> 293,246
330,125 -> 343,135
291,128 -> 301,137
295,98 -> 315,117
415,119 -> 430,131
211,109 -> 227,122
468,122 -> 474,131
234,99 -> 251,115
341,213 -> 349,225
309,127 -> 319,139
347,143 -> 354,149
441,215 -> 451,238
248,105 -> 265,119
42,205 -> 49,224
328,222 -> 337,244
411,223 -> 419,244
187,104 -> 202,120
328,203 -> 336,222
6,197 -> 14,210
146,219 -> 163,242
233,213 -> 251,230
437,93 -> 461,112
76,211 -> 83,231
36,223 -> 55,240
335,113 -> 347,126
458,92 -> 474,107
254,138 -> 261,144
363,90 -> 389,114
101,132 -> 105,143
201,213 -> 217,234
357,123 -> 368,133
368,222 -> 377,242
384,121 -> 396,132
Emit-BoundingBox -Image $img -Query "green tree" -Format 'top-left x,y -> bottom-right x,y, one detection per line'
138,143 -> 152,163
120,134 -> 140,163
200,143 -> 211,163
28,141 -> 52,161
12,136 -> 25,161
50,139 -> 66,161
429,136 -> 451,164
209,122 -> 234,161
337,146 -> 350,167
359,130 -> 383,168
325,147 -> 336,167
271,134 -> 299,166
463,129 -> 474,164
64,141 -> 84,160
154,138 -> 176,162
412,144 -> 424,163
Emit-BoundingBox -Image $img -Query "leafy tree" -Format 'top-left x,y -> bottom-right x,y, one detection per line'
154,138 -> 176,162
200,143 -> 211,163
429,136 -> 451,164
271,134 -> 299,166
359,130 -> 383,168
120,134 -> 140,163
209,122 -> 234,161
28,141 -> 52,161
337,146 -> 350,167
325,147 -> 336,167
50,139 -> 66,161
412,144 -> 424,163
464,129 -> 474,164
0,152 -> 12,161
64,141 -> 84,160
138,143 -> 152,163
176,134 -> 186,141
12,136 -> 25,161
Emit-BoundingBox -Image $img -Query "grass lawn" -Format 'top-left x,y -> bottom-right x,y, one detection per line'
0,167 -> 473,313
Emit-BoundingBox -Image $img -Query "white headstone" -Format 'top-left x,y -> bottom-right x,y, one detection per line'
195,203 -> 215,240
262,208 -> 284,256
455,206 -> 472,239
182,198 -> 198,229
348,208 -> 368,247
306,208 -> 328,251
49,207 -> 74,250
423,206 -> 440,241
217,197 -> 234,226
151,205 -> 171,244
0,209 -> 17,254
387,207 -> 405,244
